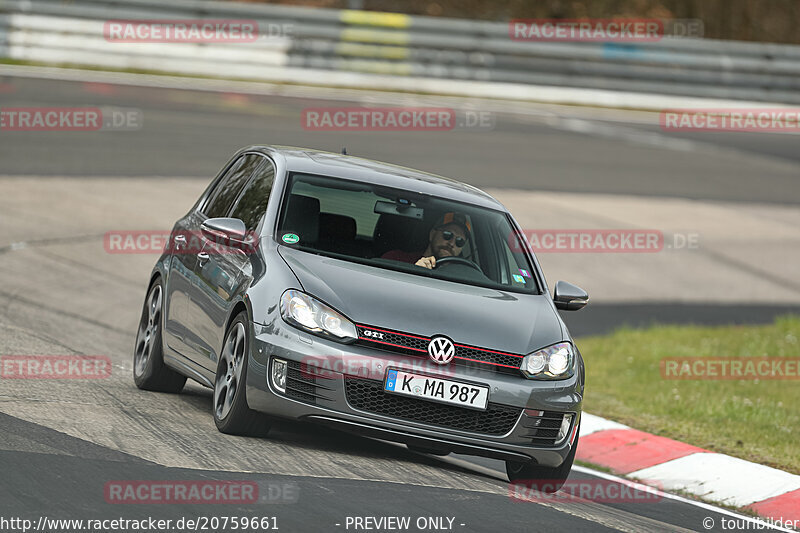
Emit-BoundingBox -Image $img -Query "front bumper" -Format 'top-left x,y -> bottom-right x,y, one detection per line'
247,324 -> 582,467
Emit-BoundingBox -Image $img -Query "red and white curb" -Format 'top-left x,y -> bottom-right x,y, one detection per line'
578,413 -> 800,524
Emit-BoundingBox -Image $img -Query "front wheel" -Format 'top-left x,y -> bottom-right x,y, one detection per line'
213,312 -> 271,436
506,426 -> 579,493
133,279 -> 186,393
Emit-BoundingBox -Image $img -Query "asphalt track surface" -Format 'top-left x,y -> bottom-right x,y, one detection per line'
1,72 -> 798,532
1,74 -> 799,204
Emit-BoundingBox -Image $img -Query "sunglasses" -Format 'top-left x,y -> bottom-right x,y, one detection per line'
439,230 -> 466,247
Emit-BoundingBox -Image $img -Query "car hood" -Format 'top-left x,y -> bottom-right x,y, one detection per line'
278,247 -> 564,354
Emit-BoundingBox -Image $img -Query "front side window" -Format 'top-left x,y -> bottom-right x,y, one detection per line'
229,161 -> 276,232
276,173 -> 538,293
204,154 -> 265,219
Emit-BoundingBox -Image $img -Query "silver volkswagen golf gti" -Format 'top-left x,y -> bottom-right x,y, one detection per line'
133,146 -> 589,491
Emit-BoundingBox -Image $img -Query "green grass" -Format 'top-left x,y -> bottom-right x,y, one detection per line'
579,316 -> 800,474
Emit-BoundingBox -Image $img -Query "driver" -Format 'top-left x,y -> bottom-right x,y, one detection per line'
381,212 -> 471,269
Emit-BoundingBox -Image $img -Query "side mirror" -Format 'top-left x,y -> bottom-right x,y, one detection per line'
201,217 -> 247,244
553,281 -> 589,311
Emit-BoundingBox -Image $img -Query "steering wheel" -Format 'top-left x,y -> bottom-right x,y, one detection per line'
434,256 -> 483,273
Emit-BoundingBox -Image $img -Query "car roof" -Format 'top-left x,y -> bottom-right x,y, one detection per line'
245,145 -> 507,211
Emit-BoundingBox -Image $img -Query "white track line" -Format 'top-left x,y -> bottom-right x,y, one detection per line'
424,450 -> 796,532
572,466 -> 798,532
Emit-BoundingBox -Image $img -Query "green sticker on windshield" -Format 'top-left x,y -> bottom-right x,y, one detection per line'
513,274 -> 525,284
282,233 -> 300,244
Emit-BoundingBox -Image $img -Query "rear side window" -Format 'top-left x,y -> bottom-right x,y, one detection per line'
204,154 -> 264,218
229,161 -> 276,232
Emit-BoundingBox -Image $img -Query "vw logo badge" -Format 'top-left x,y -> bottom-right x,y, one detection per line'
428,336 -> 455,365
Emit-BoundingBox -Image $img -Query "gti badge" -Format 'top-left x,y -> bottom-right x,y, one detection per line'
428,336 -> 455,365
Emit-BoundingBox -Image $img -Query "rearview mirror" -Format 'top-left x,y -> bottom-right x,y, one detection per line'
201,217 -> 247,243
374,200 -> 424,220
553,281 -> 589,311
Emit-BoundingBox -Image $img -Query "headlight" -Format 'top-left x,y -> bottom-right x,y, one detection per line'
280,290 -> 357,343
521,342 -> 574,379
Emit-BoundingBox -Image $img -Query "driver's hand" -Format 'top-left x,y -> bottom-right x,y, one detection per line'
415,256 -> 436,269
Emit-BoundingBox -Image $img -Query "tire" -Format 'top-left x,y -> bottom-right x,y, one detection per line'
213,312 -> 271,436
133,279 -> 187,393
506,426 -> 579,494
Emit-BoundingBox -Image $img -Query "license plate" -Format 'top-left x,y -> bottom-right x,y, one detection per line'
384,369 -> 489,411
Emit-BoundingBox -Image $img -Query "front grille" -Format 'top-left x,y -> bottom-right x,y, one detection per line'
344,378 -> 521,436
284,360 -> 334,404
355,324 -> 523,376
456,345 -> 524,369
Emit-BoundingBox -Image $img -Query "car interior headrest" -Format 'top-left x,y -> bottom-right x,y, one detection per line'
319,213 -> 357,243
373,213 -> 427,256
283,194 -> 320,242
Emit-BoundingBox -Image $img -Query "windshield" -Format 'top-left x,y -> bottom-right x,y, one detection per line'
276,173 -> 539,293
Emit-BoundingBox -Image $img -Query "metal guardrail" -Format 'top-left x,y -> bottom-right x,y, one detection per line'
0,19 -> 8,60
1,0 -> 799,104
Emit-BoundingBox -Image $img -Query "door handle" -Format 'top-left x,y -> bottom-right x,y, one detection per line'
173,234 -> 187,250
197,251 -> 210,267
